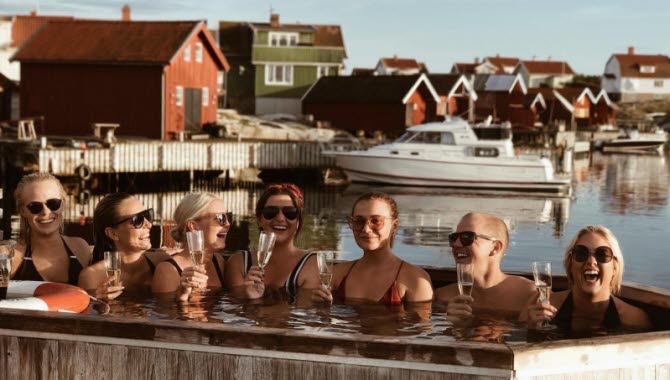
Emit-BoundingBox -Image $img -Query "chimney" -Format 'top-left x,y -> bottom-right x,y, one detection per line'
270,13 -> 279,27
474,57 -> 480,64
628,46 -> 635,55
122,5 -> 131,21
30,10 -> 37,16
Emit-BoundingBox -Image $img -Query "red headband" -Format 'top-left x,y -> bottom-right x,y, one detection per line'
266,183 -> 304,202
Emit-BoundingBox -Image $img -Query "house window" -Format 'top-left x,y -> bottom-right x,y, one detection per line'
317,66 -> 329,79
195,42 -> 203,63
202,87 -> 209,106
176,86 -> 183,106
654,80 -> 664,88
183,45 -> 191,62
640,65 -> 656,74
265,65 -> 293,85
269,32 -> 298,47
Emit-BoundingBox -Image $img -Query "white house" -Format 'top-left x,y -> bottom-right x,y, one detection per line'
514,60 -> 575,88
601,47 -> 670,102
374,56 -> 426,75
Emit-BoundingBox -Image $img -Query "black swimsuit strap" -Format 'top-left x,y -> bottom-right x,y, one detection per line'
285,252 -> 316,297
63,238 -> 84,286
165,258 -> 183,276
212,254 -> 225,285
553,291 -> 621,331
144,254 -> 157,274
14,238 -> 83,285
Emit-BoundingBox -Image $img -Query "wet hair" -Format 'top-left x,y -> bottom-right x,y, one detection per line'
350,192 -> 399,247
562,225 -> 624,295
255,183 -> 305,237
14,172 -> 68,244
171,192 -> 220,244
460,212 -> 509,253
91,192 -> 134,263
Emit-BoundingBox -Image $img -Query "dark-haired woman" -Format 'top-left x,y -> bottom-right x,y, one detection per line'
312,192 -> 433,305
225,183 -> 320,300
78,193 -> 170,300
11,173 -> 90,284
522,225 -> 651,335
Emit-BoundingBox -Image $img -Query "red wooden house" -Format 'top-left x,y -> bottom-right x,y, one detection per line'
11,20 -> 229,140
591,89 -> 617,126
472,73 -> 527,123
527,87 -> 598,129
426,74 -> 477,120
302,74 -> 439,136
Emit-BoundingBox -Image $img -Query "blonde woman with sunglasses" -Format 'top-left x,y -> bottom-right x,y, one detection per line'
11,173 -> 90,284
522,226 -> 651,334
311,192 -> 433,305
435,212 -> 536,323
78,193 -> 170,301
152,193 -> 230,301
225,183 -> 320,300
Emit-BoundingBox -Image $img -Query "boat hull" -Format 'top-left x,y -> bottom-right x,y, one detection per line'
335,152 -> 571,194
602,140 -> 665,154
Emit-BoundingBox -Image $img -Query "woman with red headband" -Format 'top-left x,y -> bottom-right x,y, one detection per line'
225,183 -> 320,299
311,192 -> 433,305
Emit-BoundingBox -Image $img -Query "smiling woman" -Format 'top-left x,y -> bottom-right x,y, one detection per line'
10,173 -> 91,285
224,183 -> 321,300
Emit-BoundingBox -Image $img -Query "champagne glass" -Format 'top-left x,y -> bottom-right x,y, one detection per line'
186,230 -> 205,270
532,261 -> 556,330
257,231 -> 276,269
456,263 -> 473,297
104,251 -> 121,287
317,251 -> 334,289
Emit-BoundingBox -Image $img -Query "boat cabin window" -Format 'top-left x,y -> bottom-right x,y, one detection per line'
397,131 -> 448,144
441,132 -> 455,145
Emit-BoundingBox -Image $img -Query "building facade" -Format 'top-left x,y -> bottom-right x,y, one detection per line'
514,60 -> 575,89
601,47 -> 670,102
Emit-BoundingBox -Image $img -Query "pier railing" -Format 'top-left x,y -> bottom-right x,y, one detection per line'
34,140 -> 337,176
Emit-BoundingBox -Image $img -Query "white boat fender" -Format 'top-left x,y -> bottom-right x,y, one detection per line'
0,281 -> 90,313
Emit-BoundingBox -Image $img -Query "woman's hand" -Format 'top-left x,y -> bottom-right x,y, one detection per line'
446,294 -> 474,324
523,293 -> 557,329
93,279 -> 124,301
311,286 -> 333,305
242,265 -> 265,299
177,266 -> 208,302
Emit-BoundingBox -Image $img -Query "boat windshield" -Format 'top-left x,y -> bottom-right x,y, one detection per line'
395,131 -> 455,145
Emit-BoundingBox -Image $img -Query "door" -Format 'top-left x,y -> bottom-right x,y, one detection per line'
185,88 -> 202,132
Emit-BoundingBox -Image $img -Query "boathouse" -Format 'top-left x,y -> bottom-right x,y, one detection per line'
426,74 -> 477,120
528,87 -> 598,129
11,19 -> 229,140
472,73 -> 527,123
302,74 -> 439,136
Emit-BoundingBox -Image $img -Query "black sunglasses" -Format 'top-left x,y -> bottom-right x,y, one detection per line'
113,208 -> 154,229
261,206 -> 299,221
25,198 -> 63,215
197,212 -> 232,226
448,231 -> 498,247
570,245 -> 614,264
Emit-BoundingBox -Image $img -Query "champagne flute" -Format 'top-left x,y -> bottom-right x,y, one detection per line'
186,230 -> 206,292
456,263 -> 473,297
104,251 -> 121,287
532,261 -> 556,330
257,231 -> 276,269
317,251 -> 334,289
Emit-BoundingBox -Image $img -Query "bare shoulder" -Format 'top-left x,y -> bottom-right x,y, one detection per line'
549,289 -> 570,309
400,262 -> 431,281
435,283 -> 459,303
614,297 -> 653,331
332,260 -> 356,276
63,235 -> 92,265
504,274 -> 535,289
145,249 -> 171,264
225,251 -> 246,270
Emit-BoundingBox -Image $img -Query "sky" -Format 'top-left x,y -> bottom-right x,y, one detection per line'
1,0 -> 668,75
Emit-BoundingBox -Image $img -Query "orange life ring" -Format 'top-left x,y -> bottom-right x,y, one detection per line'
0,281 -> 90,313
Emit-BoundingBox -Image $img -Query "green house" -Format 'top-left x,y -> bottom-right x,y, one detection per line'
219,14 -> 346,115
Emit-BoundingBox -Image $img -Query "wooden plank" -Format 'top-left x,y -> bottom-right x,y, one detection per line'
126,346 -> 168,379
0,336 -> 20,379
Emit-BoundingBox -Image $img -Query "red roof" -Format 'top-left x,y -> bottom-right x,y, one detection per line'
381,57 -> 422,70
451,62 -> 477,74
11,14 -> 74,47
613,54 -> 670,78
485,56 -> 520,71
521,60 -> 575,75
12,20 -> 229,70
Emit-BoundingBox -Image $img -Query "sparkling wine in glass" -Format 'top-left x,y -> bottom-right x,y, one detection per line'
532,261 -> 556,330
317,251 -> 334,289
257,231 -> 276,269
104,251 -> 121,287
186,230 -> 205,270
456,263 -> 474,296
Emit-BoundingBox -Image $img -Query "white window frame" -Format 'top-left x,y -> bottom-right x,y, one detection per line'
640,65 -> 656,74
654,80 -> 664,88
265,65 -> 293,86
195,42 -> 203,63
268,32 -> 298,47
183,45 -> 191,62
202,87 -> 209,106
176,86 -> 183,106
317,65 -> 329,79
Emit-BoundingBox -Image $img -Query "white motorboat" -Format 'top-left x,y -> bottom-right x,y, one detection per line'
332,117 -> 571,194
601,128 -> 667,154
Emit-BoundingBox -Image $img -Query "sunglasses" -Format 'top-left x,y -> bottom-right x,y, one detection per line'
113,208 -> 154,229
197,212 -> 232,226
25,198 -> 63,215
347,215 -> 394,231
261,206 -> 299,221
448,231 -> 498,247
570,245 -> 614,264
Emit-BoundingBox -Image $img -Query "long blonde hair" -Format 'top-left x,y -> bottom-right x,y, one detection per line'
562,225 -> 625,295
14,172 -> 67,244
170,192 -> 219,244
